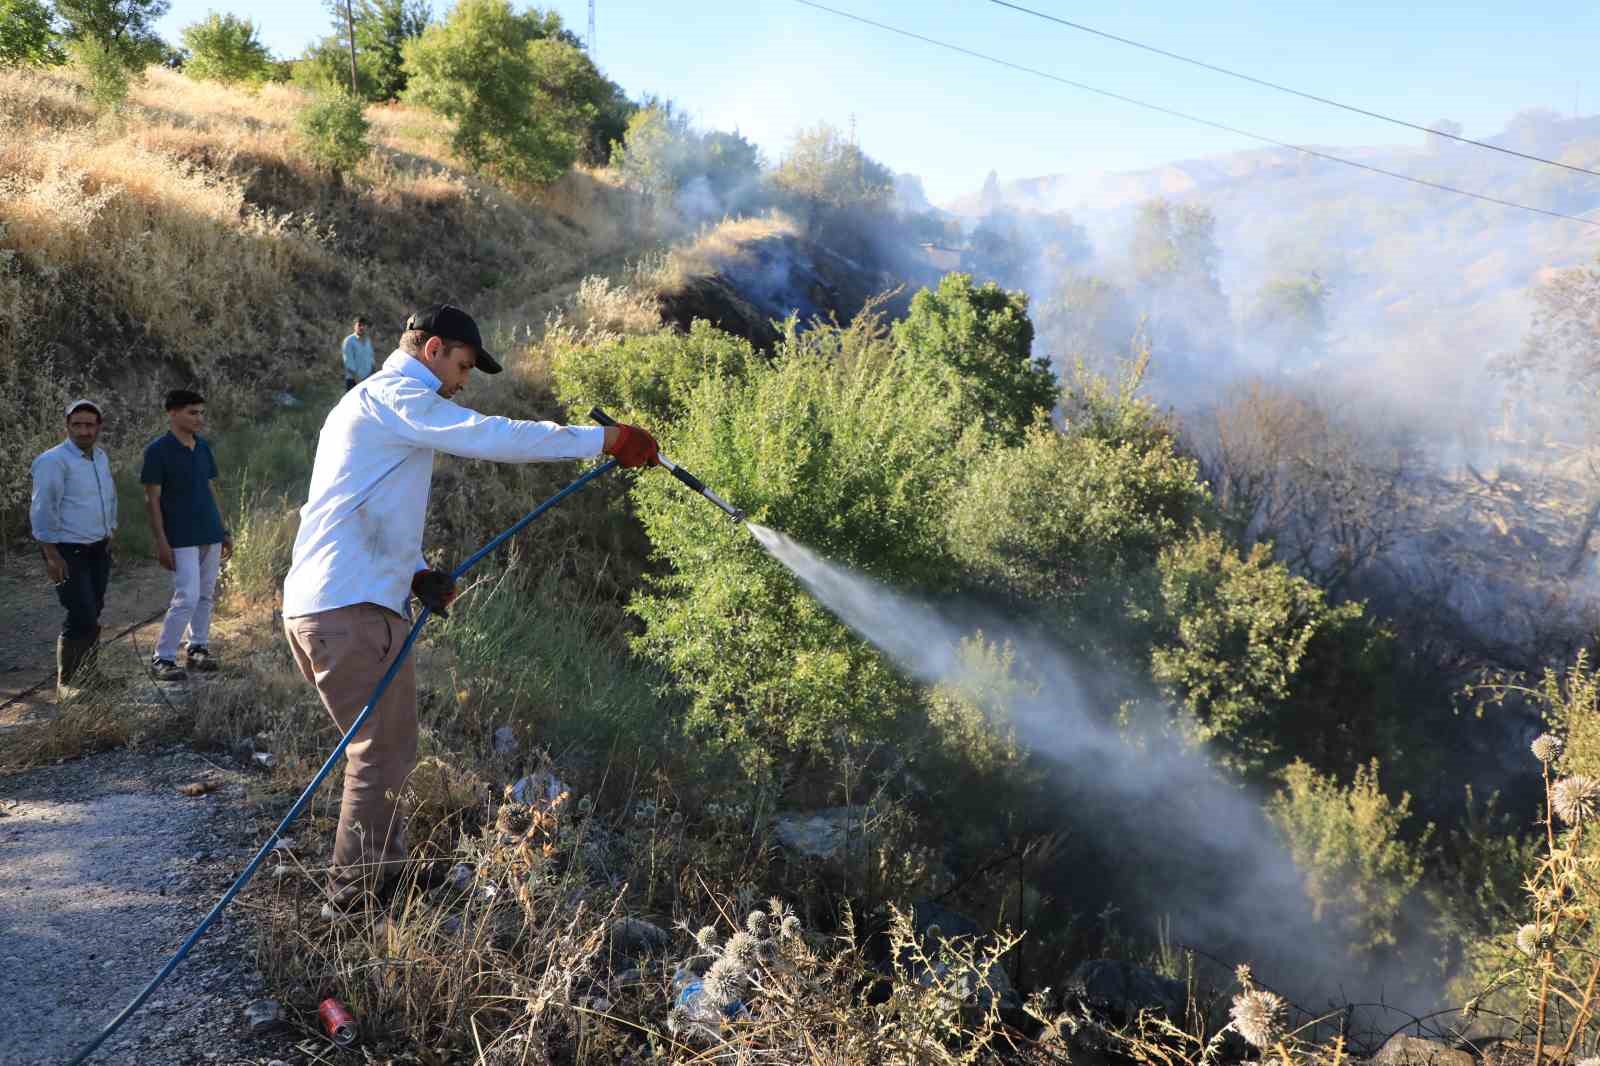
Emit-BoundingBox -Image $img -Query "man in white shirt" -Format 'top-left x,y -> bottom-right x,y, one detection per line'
30,399 -> 118,698
282,304 -> 659,915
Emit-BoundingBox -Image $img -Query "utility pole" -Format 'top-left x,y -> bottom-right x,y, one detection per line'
344,0 -> 359,96
588,0 -> 596,57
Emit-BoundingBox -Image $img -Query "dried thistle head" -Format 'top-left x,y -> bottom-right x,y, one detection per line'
1553,775 -> 1600,826
1532,734 -> 1563,765
746,910 -> 770,938
496,803 -> 533,835
1230,988 -> 1287,1050
694,925 -> 720,952
780,914 -> 801,939
1234,962 -> 1254,989
724,931 -> 759,968
1516,922 -> 1553,958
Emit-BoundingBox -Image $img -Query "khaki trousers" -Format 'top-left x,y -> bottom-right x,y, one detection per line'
284,603 -> 418,888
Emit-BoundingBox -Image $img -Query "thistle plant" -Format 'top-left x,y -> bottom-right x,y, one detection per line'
1229,988 -> 1288,1051
1552,776 -> 1600,827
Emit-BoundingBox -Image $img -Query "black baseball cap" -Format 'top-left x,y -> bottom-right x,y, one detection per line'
404,304 -> 502,374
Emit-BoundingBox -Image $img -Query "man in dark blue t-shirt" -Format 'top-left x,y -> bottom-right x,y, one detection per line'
140,389 -> 232,681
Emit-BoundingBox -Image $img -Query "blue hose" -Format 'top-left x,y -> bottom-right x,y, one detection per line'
66,458 -> 619,1066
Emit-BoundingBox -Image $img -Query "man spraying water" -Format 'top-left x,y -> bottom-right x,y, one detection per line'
282,304 -> 660,918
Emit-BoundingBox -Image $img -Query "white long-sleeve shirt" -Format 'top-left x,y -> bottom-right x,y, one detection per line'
282,350 -> 605,618
30,440 -> 117,545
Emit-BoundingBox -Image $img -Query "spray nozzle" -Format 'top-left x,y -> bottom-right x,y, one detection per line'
590,407 -> 747,522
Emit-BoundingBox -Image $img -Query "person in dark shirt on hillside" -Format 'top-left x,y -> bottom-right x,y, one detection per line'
141,389 -> 232,681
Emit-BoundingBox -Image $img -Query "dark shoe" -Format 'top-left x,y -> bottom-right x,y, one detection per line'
185,646 -> 219,672
150,658 -> 188,682
57,637 -> 93,699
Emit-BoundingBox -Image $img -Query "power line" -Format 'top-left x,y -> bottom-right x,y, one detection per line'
989,0 -> 1600,180
788,0 -> 1600,228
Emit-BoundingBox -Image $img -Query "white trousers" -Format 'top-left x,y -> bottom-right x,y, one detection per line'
155,544 -> 222,661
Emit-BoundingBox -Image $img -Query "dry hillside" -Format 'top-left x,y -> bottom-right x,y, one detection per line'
0,64 -> 650,533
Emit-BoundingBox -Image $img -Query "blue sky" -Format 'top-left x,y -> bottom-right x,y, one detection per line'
154,0 -> 1600,203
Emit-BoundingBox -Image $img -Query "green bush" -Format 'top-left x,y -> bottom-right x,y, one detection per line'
0,0 -> 65,67
610,101 -> 763,212
549,320 -> 756,429
626,315 -> 973,776
180,11 -> 272,87
1145,529 -> 1382,776
69,35 -> 131,111
402,0 -> 608,185
56,0 -> 167,111
296,90 -> 371,175
1268,758 -> 1432,957
947,424 -> 1207,608
891,273 -> 1056,441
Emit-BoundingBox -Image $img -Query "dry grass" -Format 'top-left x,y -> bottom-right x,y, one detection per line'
654,210 -> 801,293
0,62 -> 659,539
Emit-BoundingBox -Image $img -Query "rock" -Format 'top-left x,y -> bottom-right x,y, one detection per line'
252,752 -> 275,769
1374,1035 -> 1476,1066
492,726 -> 516,755
1066,959 -> 1187,1024
609,917 -> 672,958
447,862 -> 475,890
242,998 -> 283,1035
511,770 -> 567,808
772,806 -> 874,861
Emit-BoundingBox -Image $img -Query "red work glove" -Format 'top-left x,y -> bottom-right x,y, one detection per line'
412,568 -> 457,618
604,423 -> 660,468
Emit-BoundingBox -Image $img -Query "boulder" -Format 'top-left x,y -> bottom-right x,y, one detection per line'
772,806 -> 874,861
609,917 -> 672,959
1066,959 -> 1187,1023
1374,1035 -> 1476,1066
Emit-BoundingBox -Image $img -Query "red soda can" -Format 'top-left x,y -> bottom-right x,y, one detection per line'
318,996 -> 357,1046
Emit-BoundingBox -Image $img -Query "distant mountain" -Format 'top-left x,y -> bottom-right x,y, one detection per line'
943,110 -> 1600,404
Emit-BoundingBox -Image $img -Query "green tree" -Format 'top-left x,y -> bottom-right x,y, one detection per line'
1127,198 -> 1231,356
610,101 -> 696,202
55,0 -> 168,64
948,425 -> 1207,608
771,123 -> 892,221
0,0 -> 65,67
350,0 -> 429,100
296,89 -> 371,175
181,12 -> 272,86
891,273 -> 1056,440
1144,529 -> 1385,777
1248,271 -> 1329,360
402,0 -> 606,185
610,101 -> 763,213
624,315 -> 972,776
1267,759 -> 1432,957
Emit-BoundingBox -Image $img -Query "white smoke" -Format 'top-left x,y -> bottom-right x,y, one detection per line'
747,521 -> 1453,1030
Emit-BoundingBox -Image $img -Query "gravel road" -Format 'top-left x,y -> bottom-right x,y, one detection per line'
0,747 -> 292,1066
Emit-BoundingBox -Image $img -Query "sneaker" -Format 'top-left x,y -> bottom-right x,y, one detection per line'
150,658 -> 188,682
185,646 -> 219,673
